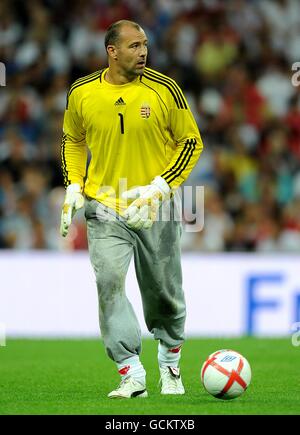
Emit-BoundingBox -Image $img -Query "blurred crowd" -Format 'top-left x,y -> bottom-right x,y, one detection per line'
1,0 -> 300,251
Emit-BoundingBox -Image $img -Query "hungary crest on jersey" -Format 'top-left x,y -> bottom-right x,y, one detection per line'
140,104 -> 151,119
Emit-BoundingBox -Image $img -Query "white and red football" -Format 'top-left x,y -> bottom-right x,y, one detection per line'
201,349 -> 251,400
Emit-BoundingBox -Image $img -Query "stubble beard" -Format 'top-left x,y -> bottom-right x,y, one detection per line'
124,61 -> 146,80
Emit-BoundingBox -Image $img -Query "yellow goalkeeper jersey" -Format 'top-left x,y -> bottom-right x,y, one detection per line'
61,67 -> 204,213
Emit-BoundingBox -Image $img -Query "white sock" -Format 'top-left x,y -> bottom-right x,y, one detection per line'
117,355 -> 146,385
158,342 -> 182,368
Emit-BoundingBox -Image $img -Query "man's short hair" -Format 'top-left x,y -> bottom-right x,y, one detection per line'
104,20 -> 142,49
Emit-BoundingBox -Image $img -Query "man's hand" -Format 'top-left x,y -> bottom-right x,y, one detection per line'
60,183 -> 84,237
122,176 -> 170,230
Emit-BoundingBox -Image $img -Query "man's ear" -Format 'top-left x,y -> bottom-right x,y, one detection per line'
107,45 -> 117,60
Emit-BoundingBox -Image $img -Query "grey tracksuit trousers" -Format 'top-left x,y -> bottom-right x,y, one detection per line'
85,198 -> 186,363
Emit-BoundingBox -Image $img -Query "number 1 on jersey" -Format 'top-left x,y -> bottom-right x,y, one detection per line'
118,113 -> 124,134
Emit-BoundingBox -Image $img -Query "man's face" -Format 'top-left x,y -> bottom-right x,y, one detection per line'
113,26 -> 148,78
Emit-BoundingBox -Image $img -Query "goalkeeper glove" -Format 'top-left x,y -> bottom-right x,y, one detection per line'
60,183 -> 84,237
122,176 -> 170,230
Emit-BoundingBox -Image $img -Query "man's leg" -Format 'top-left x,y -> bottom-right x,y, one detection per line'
85,199 -> 147,397
132,205 -> 186,394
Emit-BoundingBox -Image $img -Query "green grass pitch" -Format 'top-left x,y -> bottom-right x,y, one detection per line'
0,337 -> 299,415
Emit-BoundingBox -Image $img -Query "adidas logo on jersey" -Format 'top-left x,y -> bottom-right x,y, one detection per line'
115,97 -> 126,105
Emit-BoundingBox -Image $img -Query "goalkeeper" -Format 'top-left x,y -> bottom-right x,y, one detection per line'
60,20 -> 203,398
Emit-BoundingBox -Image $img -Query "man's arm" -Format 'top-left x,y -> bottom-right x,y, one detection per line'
60,89 -> 87,237
160,88 -> 204,190
61,90 -> 87,189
